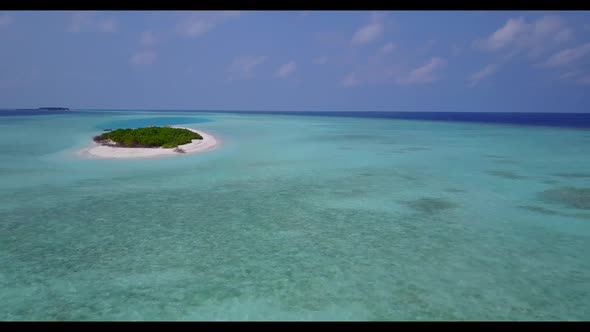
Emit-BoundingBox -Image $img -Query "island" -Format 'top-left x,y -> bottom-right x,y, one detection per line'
93,126 -> 202,149
77,126 -> 218,159
38,107 -> 70,111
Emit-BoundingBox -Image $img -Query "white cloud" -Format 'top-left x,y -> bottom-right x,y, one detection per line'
544,42 -> 590,67
342,72 -> 361,87
365,42 -> 396,66
176,11 -> 241,38
476,17 -> 527,51
559,70 -> 590,85
276,61 -> 296,78
469,64 -> 498,87
67,12 -> 117,33
351,23 -> 382,45
382,42 -> 396,54
398,57 -> 447,85
475,16 -> 573,56
560,70 -> 582,80
228,55 -> 267,79
312,56 -> 328,65
0,14 -> 14,28
351,12 -> 385,46
140,31 -> 158,46
130,51 -> 157,66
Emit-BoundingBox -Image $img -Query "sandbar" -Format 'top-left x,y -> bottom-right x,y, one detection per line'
77,126 -> 219,159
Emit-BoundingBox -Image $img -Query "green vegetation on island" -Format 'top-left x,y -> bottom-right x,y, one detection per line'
93,127 -> 202,148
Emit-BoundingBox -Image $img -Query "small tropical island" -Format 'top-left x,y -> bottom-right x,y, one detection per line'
94,127 -> 202,149
78,126 -> 218,159
38,107 -> 70,111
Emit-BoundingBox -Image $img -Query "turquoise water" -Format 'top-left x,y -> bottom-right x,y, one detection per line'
1,111 -> 589,320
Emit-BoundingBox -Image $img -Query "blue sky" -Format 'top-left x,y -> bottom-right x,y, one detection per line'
1,10 -> 589,112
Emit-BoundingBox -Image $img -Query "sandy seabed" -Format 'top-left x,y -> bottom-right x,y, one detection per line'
76,126 -> 219,159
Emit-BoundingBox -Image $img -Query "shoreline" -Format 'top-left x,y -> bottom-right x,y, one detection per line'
76,126 -> 219,159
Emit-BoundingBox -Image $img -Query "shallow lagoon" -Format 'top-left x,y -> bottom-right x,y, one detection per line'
1,110 -> 589,320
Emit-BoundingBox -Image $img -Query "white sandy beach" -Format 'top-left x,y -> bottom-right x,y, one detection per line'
77,126 -> 219,159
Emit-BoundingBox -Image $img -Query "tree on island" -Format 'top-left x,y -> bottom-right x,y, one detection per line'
93,127 -> 202,149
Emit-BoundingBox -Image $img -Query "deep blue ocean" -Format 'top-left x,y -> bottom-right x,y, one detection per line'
2,109 -> 590,129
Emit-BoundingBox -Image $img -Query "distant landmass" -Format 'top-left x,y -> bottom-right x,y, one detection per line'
38,107 -> 69,111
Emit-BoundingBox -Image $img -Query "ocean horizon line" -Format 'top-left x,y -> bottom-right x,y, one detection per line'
2,108 -> 590,115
